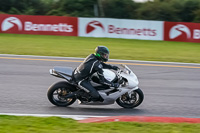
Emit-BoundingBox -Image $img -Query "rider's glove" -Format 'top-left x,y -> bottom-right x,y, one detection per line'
112,66 -> 119,71
111,82 -> 120,88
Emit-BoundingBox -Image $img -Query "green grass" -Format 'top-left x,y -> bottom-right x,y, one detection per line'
1,34 -> 200,132
0,33 -> 200,63
0,115 -> 200,133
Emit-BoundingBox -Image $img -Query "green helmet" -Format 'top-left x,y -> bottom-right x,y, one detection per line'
94,46 -> 110,62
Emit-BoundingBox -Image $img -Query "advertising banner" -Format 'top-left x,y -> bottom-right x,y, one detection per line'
164,21 -> 200,43
0,14 -> 78,36
79,18 -> 164,40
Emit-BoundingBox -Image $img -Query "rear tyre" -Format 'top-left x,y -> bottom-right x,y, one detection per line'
116,88 -> 144,109
47,81 -> 77,107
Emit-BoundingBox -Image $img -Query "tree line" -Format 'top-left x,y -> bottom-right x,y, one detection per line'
1,0 -> 200,23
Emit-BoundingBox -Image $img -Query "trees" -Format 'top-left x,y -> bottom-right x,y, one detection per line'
136,0 -> 180,21
60,0 -> 97,17
178,0 -> 200,22
0,0 -> 48,15
1,0 -> 200,22
102,0 -> 139,19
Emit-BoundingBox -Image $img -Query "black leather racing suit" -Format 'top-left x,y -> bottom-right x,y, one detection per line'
72,54 -> 116,100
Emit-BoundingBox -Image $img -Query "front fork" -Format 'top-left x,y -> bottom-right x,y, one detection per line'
127,86 -> 139,98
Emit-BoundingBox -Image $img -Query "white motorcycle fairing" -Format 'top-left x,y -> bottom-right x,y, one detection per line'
80,65 -> 139,105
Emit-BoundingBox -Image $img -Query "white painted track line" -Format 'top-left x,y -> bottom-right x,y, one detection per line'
0,113 -> 107,120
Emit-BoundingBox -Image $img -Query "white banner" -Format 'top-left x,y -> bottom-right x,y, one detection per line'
79,17 -> 164,40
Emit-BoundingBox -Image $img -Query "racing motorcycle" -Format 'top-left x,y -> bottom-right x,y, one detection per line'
47,64 -> 144,108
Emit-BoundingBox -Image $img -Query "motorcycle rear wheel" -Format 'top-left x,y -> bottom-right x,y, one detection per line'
116,88 -> 144,109
47,81 -> 77,107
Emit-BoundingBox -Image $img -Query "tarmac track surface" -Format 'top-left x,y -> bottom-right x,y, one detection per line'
0,54 -> 200,118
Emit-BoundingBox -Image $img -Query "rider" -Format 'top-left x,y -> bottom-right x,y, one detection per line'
72,46 -> 120,101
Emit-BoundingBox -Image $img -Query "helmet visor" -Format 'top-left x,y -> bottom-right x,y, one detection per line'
102,53 -> 109,60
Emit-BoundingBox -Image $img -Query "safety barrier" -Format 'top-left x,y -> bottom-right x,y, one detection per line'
1,14 -> 200,43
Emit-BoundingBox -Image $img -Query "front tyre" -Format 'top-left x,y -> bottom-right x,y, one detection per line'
116,88 -> 144,109
47,81 -> 77,107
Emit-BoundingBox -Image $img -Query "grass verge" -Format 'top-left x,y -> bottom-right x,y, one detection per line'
0,115 -> 200,133
0,33 -> 200,63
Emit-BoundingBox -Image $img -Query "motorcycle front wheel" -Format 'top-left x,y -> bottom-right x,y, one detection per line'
47,81 -> 77,107
116,88 -> 144,109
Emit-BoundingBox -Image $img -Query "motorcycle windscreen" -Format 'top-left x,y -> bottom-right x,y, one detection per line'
103,69 -> 116,82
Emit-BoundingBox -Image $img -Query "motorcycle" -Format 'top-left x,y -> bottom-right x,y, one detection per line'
47,64 -> 144,108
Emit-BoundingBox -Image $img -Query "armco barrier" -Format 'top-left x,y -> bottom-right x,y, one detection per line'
0,14 -> 78,36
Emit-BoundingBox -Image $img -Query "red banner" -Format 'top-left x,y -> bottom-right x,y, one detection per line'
164,21 -> 200,43
0,14 -> 78,36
